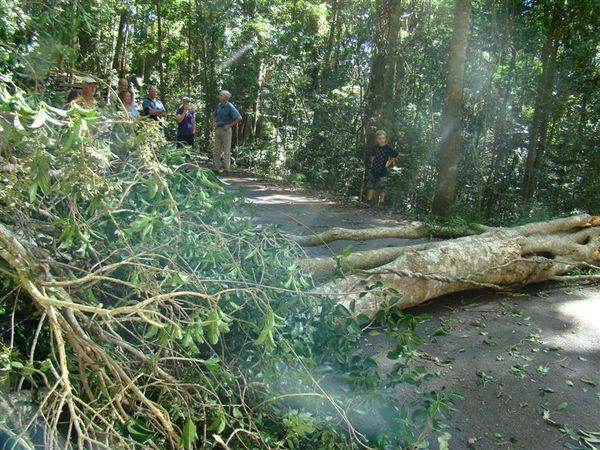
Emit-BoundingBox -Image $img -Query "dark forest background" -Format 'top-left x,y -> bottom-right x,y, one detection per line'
2,0 -> 598,223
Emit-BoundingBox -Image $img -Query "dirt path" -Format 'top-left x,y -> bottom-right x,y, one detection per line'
225,174 -> 600,450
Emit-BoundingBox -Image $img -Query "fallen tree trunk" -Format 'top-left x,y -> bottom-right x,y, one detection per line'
289,222 -> 490,246
318,215 -> 600,317
298,241 -> 439,279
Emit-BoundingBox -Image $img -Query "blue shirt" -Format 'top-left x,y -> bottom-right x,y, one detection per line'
214,101 -> 240,127
142,97 -> 165,121
128,104 -> 139,118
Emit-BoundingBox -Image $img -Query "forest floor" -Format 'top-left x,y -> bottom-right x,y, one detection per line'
223,173 -> 600,450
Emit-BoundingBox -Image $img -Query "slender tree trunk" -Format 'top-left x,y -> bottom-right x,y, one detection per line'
156,0 -> 165,99
140,56 -> 146,80
187,5 -> 192,95
319,0 -> 342,93
381,0 -> 402,121
68,0 -> 81,83
253,59 -> 265,138
113,9 -> 129,78
431,0 -> 471,217
105,15 -> 117,78
360,0 -> 403,191
120,21 -> 130,79
522,0 -> 564,204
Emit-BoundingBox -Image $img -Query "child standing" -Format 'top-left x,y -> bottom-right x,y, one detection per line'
367,130 -> 399,205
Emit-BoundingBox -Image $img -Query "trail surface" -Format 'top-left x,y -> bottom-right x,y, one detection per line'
225,174 -> 600,450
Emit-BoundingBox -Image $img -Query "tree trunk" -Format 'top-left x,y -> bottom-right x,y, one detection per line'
360,0 -> 404,189
113,9 -> 129,78
431,0 -> 471,217
317,215 -> 599,318
484,47 -> 516,218
156,0 -> 165,100
522,0 -> 564,204
289,221 -> 491,248
105,14 -> 117,78
187,6 -> 192,95
253,59 -> 266,138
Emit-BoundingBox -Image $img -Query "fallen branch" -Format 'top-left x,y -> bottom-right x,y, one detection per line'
289,222 -> 431,246
289,222 -> 491,247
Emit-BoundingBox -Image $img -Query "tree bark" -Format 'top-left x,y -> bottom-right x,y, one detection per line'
360,0 -> 404,192
290,222 -> 430,246
431,0 -> 471,217
522,0 -> 564,204
156,0 -> 165,100
290,221 -> 489,247
299,241 -> 439,279
318,215 -> 599,318
113,9 -> 129,78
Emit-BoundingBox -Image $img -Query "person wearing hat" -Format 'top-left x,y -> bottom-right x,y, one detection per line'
175,96 -> 196,148
211,90 -> 242,174
76,75 -> 98,109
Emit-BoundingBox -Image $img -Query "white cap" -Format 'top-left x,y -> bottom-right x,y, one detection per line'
81,75 -> 96,84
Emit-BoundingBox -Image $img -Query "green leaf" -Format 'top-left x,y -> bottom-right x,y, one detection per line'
438,432 -> 452,450
181,416 -> 197,450
565,379 -> 574,386
207,413 -> 226,434
433,327 -> 449,336
46,103 -> 68,117
13,114 -> 27,133
127,419 -> 153,443
144,325 -> 159,339
28,108 -> 47,129
255,305 -> 275,347
29,181 -> 38,203
38,359 -> 51,372
206,309 -> 220,345
341,243 -> 353,258
556,402 -> 568,411
537,365 -> 550,374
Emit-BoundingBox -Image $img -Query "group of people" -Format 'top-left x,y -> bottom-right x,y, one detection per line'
62,75 -> 397,201
63,75 -> 242,175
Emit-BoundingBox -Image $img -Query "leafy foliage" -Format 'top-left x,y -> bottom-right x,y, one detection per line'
0,81 -> 457,448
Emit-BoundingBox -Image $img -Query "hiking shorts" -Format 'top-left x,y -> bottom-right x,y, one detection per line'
367,175 -> 387,192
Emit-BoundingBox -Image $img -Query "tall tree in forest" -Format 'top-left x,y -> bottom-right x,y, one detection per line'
194,0 -> 226,149
431,0 -> 471,217
113,7 -> 130,78
360,0 -> 403,183
521,0 -> 565,204
155,0 -> 165,99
